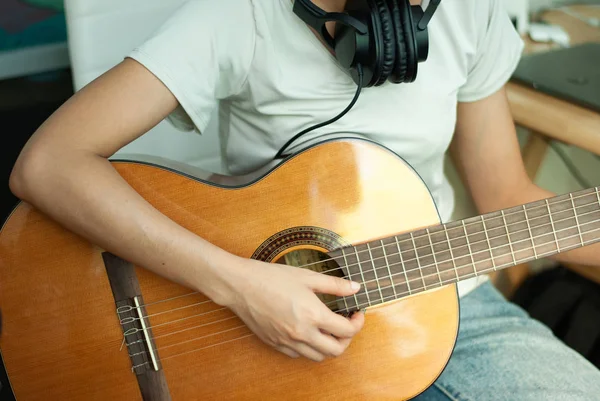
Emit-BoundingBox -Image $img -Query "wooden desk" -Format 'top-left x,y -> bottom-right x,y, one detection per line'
498,5 -> 600,294
507,5 -> 600,157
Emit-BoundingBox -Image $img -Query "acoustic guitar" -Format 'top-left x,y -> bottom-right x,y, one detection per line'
1,139 -> 598,400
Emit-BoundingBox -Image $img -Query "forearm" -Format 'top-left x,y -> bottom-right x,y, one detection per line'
10,148 -> 239,304
9,59 -> 250,304
452,88 -> 600,273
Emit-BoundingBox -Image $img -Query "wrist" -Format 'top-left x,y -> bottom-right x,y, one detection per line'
192,247 -> 249,306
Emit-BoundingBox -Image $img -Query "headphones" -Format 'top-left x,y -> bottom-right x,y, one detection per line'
275,0 -> 441,159
293,0 -> 441,87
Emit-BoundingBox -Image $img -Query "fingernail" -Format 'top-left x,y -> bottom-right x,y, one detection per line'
351,281 -> 361,291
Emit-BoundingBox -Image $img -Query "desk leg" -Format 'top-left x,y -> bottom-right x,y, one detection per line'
523,132 -> 550,179
493,131 -> 549,298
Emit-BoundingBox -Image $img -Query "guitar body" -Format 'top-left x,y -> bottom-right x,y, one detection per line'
0,139 -> 458,400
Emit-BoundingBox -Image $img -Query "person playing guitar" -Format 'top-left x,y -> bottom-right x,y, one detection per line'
7,0 -> 600,399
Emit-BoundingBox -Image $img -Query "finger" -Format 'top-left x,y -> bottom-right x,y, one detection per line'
318,312 -> 364,355
336,336 -> 352,351
309,330 -> 348,357
304,272 -> 361,297
276,345 -> 300,359
348,309 -> 366,332
290,341 -> 326,362
318,308 -> 364,339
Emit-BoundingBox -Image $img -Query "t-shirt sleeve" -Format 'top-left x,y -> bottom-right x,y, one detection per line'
127,0 -> 256,133
457,0 -> 524,102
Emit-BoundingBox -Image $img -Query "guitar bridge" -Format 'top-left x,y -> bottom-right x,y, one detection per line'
116,295 -> 161,374
103,252 -> 172,400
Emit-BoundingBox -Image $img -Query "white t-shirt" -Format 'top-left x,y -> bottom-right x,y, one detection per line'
128,0 -> 524,297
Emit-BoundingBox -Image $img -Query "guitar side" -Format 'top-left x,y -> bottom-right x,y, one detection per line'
0,139 -> 459,400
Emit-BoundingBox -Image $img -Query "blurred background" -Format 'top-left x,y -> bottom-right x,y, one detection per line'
1,0 -> 70,219
0,0 -> 599,398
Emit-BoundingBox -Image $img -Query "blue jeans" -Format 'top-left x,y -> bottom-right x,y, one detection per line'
414,281 -> 600,401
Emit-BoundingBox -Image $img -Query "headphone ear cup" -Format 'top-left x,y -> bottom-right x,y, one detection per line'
369,0 -> 395,86
387,0 -> 407,83
395,0 -> 418,82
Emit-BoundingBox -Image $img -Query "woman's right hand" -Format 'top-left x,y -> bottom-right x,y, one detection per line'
219,256 -> 365,362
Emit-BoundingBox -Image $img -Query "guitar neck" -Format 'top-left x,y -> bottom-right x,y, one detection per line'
330,187 -> 600,311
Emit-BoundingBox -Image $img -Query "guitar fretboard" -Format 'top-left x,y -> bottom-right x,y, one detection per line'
329,187 -> 600,312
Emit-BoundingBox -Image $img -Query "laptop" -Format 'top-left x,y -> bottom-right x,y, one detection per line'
511,42 -> 600,113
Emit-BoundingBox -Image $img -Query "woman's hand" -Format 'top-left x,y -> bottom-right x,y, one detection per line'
222,257 -> 365,362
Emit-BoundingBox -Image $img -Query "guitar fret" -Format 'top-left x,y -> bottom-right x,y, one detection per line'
443,224 -> 459,281
523,205 -> 538,259
570,193 -> 585,246
480,215 -> 496,272
396,236 -> 412,295
501,210 -> 517,265
340,248 -> 356,311
545,199 -> 560,252
426,228 -> 443,285
354,247 -> 372,306
410,232 -> 427,290
366,243 -> 384,303
462,220 -> 477,275
381,240 -> 397,299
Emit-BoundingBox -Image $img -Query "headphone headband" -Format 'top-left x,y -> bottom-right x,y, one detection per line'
418,0 -> 441,30
293,0 -> 367,49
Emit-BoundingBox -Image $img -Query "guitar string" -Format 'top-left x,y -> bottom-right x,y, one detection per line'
133,237 -> 598,363
128,325 -> 250,359
120,210 -> 600,334
121,212 -> 600,341
121,207 -> 590,329
129,291 -> 201,311
121,305 -> 230,331
119,205 -> 600,324
126,315 -> 240,346
319,225 -> 600,309
118,299 -> 217,320
333,233 -> 600,312
311,198 -> 599,273
122,192 -> 599,313
160,334 -> 255,362
120,224 -> 600,346
289,207 -> 600,279
123,192 -> 600,358
122,191 -> 598,312
260,191 -> 600,272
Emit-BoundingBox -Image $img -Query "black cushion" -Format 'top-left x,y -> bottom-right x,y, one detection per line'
370,0 -> 395,85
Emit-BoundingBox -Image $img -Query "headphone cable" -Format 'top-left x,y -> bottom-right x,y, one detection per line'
274,64 -> 365,159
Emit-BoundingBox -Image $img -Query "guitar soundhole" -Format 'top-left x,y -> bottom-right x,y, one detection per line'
275,249 -> 346,313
